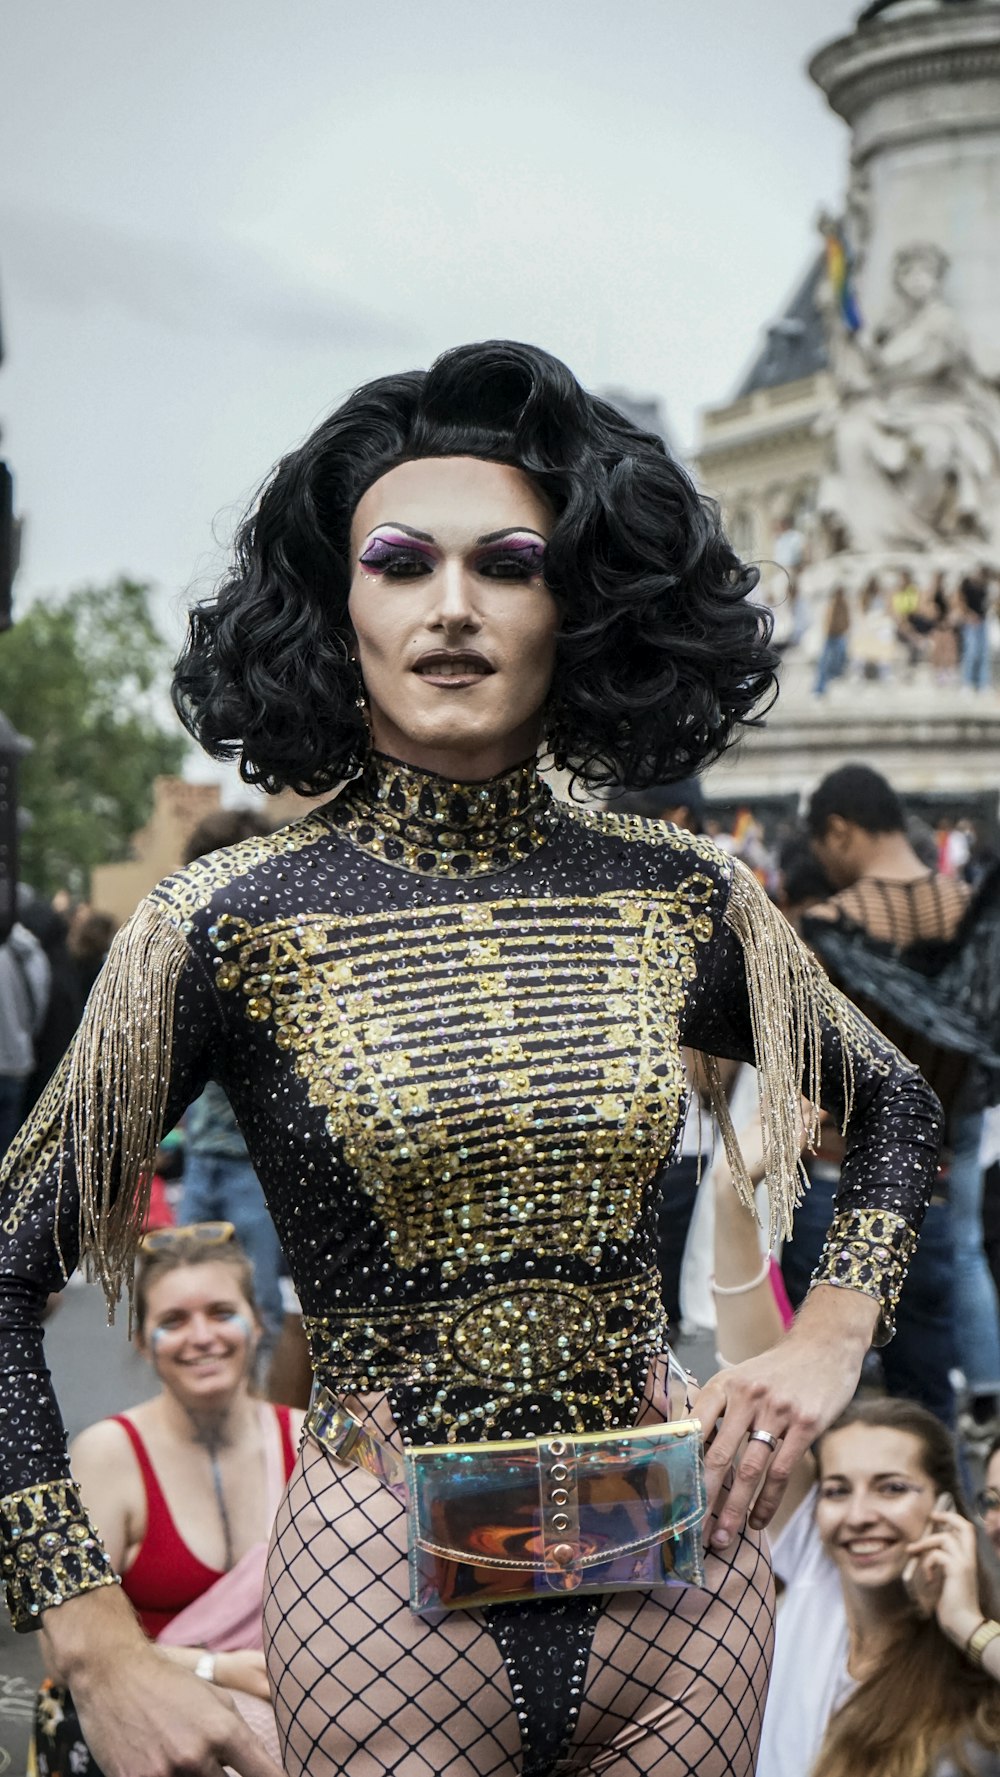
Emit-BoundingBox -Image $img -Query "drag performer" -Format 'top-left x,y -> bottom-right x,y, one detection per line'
0,342 -> 941,1777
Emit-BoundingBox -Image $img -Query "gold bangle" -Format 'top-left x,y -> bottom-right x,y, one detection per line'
966,1619 -> 1000,1666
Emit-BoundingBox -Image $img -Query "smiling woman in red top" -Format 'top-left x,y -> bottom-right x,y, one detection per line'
32,1227 -> 303,1776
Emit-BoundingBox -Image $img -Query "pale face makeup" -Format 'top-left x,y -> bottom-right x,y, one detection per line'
347,456 -> 559,780
815,1425 -> 938,1590
139,1262 -> 258,1406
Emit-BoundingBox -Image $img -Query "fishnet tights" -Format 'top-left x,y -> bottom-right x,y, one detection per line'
263,1388 -> 775,1777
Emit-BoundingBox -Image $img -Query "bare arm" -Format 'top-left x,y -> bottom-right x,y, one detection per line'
684,859 -> 941,1552
0,897 -> 282,1777
708,1094 -> 817,1540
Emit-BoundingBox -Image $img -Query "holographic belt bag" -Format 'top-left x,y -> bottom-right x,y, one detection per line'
306,1387 -> 706,1614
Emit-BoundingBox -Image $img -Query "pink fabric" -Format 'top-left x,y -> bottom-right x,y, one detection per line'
158,1552 -> 281,1767
768,1255 -> 795,1329
156,1404 -> 290,1768
158,1543 -> 268,1653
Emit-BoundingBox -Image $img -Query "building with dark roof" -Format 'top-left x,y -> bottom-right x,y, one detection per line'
694,250 -> 833,567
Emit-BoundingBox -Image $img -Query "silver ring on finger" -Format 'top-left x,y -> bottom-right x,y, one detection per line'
748,1428 -> 779,1451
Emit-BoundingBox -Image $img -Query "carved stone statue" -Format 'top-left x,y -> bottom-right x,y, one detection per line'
817,241 -> 1000,553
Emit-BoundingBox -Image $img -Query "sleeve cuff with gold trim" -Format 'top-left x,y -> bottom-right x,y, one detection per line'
0,1478 -> 119,1632
809,1208 -> 917,1347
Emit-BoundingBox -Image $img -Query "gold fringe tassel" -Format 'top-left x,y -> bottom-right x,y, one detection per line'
57,897 -> 191,1321
707,860 -> 858,1243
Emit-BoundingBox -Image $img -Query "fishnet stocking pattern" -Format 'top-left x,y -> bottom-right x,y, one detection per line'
263,1386 -> 775,1777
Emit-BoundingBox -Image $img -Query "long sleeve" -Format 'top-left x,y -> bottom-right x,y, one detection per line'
684,859 -> 943,1347
0,897 -> 220,1630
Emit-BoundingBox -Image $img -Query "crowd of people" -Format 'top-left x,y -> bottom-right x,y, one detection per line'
762,560 -> 1000,699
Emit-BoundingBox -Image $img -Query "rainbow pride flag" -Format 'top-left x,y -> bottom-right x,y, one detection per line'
824,224 -> 862,333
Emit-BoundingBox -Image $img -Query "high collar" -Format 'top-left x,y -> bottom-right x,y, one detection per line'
329,751 -> 558,877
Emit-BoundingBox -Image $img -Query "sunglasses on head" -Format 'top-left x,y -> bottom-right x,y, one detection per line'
139,1221 -> 236,1255
976,1488 -> 1000,1518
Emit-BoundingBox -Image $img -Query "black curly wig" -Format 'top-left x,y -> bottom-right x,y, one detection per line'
172,339 -> 777,794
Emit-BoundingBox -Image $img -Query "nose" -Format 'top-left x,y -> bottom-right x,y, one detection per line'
186,1312 -> 223,1347
429,559 -> 482,636
842,1490 -> 879,1531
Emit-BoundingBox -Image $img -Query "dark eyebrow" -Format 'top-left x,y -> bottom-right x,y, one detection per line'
367,523 -> 435,542
476,528 -> 547,546
820,1471 -> 915,1485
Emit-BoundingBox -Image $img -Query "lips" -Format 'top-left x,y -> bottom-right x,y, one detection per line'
412,651 -> 495,679
839,1537 -> 898,1558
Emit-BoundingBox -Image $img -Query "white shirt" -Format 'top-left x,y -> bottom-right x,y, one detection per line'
756,1487 -> 851,1777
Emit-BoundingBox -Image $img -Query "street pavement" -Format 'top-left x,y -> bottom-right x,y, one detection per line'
0,1282 -> 716,1776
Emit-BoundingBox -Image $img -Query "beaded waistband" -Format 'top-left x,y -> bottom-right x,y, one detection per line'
304,1269 -> 669,1441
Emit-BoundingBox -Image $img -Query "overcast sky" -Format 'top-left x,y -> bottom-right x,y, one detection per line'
3,0 -> 859,648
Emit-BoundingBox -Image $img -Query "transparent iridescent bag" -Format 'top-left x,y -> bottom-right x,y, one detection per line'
308,1389 -> 706,1615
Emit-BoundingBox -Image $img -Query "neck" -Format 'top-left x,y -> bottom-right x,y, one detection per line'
367,719 -> 545,784
332,748 -> 558,878
858,832 -> 928,883
155,1382 -> 258,1451
844,1580 -> 909,1678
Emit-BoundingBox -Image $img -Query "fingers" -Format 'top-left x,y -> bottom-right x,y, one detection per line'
746,1423 -> 817,1532
695,1377 -> 799,1545
223,1720 -> 284,1777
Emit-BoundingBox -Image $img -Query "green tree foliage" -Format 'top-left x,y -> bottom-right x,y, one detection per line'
0,577 -> 188,896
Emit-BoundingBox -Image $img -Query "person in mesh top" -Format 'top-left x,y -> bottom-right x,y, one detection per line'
805,763 -> 1000,1441
0,343 -> 941,1777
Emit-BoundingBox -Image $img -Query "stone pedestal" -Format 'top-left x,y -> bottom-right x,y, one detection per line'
811,1 -> 1000,379
708,659 -> 1000,806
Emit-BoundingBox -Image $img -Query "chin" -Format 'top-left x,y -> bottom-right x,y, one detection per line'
836,1553 -> 906,1587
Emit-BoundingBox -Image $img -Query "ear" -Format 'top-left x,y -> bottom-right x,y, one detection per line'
824,815 -> 853,850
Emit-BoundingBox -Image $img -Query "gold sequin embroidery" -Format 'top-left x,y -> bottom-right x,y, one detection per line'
209,885 -> 718,1274
328,754 -> 559,877
0,1479 -> 119,1631
304,1269 -> 668,1439
811,1207 -> 916,1345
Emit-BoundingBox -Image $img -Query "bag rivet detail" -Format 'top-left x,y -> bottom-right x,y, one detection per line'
552,1512 -> 570,1531
547,1440 -> 567,1457
549,1462 -> 569,1481
550,1488 -> 570,1505
550,1542 -> 576,1569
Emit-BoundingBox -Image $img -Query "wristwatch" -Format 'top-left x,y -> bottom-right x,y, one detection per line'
966,1619 -> 1000,1667
194,1651 -> 217,1683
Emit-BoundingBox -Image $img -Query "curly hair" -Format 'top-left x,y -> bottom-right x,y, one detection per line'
172,340 -> 777,794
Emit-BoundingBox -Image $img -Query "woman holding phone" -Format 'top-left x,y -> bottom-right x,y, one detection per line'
710,1107 -> 1000,1776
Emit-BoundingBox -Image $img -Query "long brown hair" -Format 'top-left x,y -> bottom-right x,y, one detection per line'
812,1399 -> 1000,1777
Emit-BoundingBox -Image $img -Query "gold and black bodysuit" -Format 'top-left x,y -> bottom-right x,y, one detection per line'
0,755 -> 941,1777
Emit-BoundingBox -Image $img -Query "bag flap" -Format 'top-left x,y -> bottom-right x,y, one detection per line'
404,1424 -> 705,1572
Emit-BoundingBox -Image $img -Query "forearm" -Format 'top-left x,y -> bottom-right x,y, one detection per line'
790,1279 -> 879,1359
0,1266 -> 123,1633
711,1139 -> 784,1363
40,1581 -> 145,1685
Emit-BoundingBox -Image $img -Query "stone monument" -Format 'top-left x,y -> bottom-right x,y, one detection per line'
696,0 -> 1000,814
809,0 -> 1000,578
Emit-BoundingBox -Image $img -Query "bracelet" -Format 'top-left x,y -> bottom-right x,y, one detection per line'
194,1651 -> 217,1683
966,1619 -> 1000,1667
710,1256 -> 771,1297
